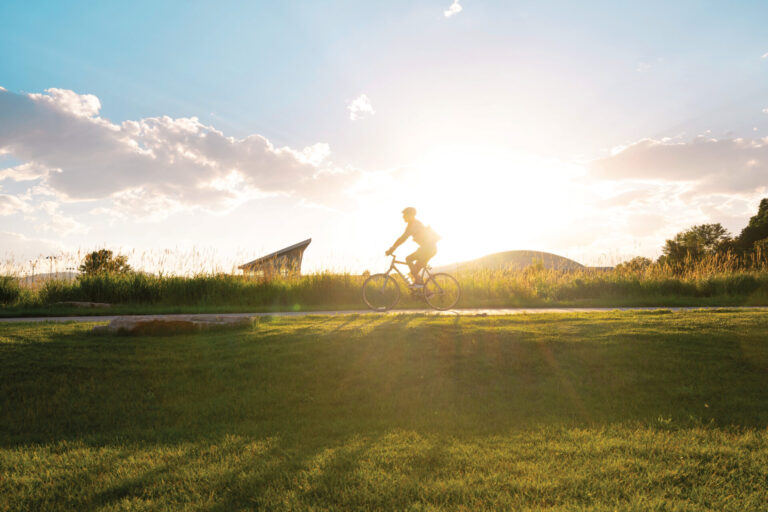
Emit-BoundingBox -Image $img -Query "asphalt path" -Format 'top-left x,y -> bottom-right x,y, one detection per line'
0,306 -> 766,323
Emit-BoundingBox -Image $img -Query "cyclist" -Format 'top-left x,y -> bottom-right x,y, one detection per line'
385,207 -> 440,287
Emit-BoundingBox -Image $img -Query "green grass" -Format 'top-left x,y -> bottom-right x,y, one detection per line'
1,311 -> 767,510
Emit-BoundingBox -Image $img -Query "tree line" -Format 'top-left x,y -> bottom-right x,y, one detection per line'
618,198 -> 768,271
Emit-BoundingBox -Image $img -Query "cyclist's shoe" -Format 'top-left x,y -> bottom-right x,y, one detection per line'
409,283 -> 425,289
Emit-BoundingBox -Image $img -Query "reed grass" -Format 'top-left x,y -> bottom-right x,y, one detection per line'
2,250 -> 768,310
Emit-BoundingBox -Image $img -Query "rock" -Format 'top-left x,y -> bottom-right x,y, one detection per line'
55,301 -> 112,308
93,315 -> 253,335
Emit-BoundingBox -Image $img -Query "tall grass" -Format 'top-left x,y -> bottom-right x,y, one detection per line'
3,250 -> 768,309
32,272 -> 363,308
0,276 -> 20,305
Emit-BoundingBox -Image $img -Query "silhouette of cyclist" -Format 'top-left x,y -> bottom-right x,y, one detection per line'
385,207 -> 440,286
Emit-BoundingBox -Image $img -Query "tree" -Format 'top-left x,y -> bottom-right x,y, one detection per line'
79,249 -> 131,275
615,256 -> 653,272
659,223 -> 731,266
735,198 -> 768,251
754,238 -> 768,263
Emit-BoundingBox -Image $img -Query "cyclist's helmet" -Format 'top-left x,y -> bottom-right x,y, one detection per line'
402,207 -> 417,216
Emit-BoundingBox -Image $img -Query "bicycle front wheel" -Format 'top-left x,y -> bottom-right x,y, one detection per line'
423,273 -> 461,310
362,273 -> 400,311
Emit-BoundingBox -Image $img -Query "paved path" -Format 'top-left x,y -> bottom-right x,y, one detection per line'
1,306 -> 766,324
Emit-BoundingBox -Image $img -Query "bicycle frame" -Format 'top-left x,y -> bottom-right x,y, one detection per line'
383,255 -> 432,286
362,254 -> 459,310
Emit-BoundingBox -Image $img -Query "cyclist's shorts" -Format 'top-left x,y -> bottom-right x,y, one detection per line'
407,245 -> 437,264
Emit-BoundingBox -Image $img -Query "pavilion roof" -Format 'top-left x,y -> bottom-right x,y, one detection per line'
238,238 -> 312,269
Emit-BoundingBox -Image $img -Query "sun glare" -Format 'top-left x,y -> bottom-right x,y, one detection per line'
404,146 -> 583,264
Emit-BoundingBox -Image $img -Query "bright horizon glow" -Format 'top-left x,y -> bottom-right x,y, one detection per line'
2,1 -> 768,274
405,147 -> 585,264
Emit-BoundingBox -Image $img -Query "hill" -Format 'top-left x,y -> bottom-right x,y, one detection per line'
17,271 -> 79,287
436,250 -> 585,272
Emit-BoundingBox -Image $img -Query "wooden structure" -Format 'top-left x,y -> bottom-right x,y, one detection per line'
238,239 -> 311,279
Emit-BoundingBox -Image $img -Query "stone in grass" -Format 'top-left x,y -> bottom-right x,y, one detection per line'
55,301 -> 112,308
93,315 -> 253,335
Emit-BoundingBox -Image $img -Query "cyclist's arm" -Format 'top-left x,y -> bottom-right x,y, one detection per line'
387,228 -> 411,254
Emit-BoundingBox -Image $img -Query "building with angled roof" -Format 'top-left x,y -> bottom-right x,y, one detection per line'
238,239 -> 312,279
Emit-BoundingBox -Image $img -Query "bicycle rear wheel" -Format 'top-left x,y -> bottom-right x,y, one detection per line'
423,273 -> 460,310
362,273 -> 400,311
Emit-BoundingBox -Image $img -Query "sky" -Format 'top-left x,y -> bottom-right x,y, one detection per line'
2,0 -> 768,274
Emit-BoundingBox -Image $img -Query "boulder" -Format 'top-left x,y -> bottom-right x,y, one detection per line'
93,315 -> 253,335
55,301 -> 112,308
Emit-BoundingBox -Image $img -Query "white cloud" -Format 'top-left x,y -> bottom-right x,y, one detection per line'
0,194 -> 28,215
0,86 -> 6,92
763,108 -> 768,114
444,0 -> 463,17
28,88 -> 101,118
762,52 -> 768,59
31,200 -> 89,235
636,62 -> 652,72
0,162 -> 50,181
0,87 -> 359,220
591,136 -> 768,195
347,94 -> 375,121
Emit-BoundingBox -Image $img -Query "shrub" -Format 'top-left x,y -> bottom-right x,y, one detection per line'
0,276 -> 20,305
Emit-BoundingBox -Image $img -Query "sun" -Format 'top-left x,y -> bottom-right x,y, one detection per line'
350,145 -> 585,272
405,146 -> 582,264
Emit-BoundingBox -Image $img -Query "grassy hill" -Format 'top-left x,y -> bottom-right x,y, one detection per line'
1,311 -> 767,510
437,250 -> 586,272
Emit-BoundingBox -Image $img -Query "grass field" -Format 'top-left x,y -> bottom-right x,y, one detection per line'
2,311 -> 768,510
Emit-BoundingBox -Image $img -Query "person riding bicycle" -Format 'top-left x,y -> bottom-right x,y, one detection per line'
385,207 -> 440,287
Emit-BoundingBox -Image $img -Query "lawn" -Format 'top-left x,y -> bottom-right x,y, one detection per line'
1,311 -> 767,510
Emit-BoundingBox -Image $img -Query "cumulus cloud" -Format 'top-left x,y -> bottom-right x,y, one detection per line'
0,162 -> 49,181
0,87 -> 359,219
591,136 -> 768,194
444,0 -> 463,17
0,194 -> 28,215
31,200 -> 89,235
28,88 -> 101,117
762,52 -> 768,59
347,94 -> 375,121
763,108 -> 768,114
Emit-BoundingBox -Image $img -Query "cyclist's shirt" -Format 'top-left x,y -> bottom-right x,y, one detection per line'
404,220 -> 440,247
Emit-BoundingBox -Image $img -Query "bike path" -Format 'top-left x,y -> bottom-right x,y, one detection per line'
1,306 -> 766,323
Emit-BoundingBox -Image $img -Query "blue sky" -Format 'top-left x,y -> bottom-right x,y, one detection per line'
2,1 -> 768,272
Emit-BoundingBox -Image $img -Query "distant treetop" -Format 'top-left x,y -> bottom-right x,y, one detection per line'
736,198 -> 768,251
79,249 -> 131,275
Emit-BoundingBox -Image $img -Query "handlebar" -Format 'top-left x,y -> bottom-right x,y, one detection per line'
387,253 -> 406,265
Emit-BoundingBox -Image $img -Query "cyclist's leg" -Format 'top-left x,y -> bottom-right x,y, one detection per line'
409,245 -> 437,284
419,245 -> 438,275
405,250 -> 420,284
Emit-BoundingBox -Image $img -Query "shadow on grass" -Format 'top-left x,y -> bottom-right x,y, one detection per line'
2,312 -> 768,450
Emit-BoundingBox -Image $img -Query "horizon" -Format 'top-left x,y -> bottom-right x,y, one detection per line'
2,1 -> 768,274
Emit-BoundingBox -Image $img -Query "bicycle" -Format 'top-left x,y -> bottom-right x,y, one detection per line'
362,254 -> 461,311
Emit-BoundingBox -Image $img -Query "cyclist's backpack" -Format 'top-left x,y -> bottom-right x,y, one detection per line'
424,226 -> 442,244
